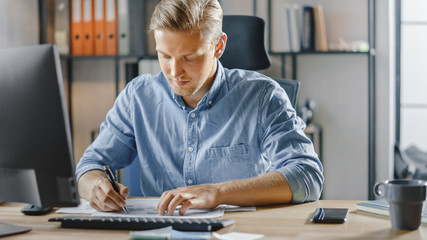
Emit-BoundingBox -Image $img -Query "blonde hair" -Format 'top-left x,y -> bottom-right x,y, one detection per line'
149,0 -> 223,44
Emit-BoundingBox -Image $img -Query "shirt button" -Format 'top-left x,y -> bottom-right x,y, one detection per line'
208,100 -> 213,105
187,179 -> 193,185
190,113 -> 196,118
188,147 -> 194,152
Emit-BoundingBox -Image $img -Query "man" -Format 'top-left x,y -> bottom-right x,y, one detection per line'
76,0 -> 323,216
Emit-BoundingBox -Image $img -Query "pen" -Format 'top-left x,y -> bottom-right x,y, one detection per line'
103,165 -> 128,213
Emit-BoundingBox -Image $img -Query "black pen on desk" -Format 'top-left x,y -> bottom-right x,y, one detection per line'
103,165 -> 129,213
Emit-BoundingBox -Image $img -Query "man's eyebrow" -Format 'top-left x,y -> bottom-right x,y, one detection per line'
156,49 -> 202,57
155,49 -> 167,55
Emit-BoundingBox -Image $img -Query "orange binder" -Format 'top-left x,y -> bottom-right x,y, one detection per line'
94,0 -> 106,55
105,0 -> 117,55
71,0 -> 84,56
82,0 -> 94,55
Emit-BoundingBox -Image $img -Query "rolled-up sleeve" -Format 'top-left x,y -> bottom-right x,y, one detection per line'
259,83 -> 323,203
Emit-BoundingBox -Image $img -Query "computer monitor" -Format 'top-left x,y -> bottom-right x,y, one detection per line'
0,44 -> 80,214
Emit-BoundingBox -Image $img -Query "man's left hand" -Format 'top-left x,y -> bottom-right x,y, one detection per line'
157,183 -> 222,216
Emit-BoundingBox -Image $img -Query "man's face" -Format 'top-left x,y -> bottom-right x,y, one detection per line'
154,29 -> 218,100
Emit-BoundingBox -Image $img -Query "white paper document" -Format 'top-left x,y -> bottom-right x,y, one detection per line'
93,198 -> 225,219
56,199 -> 96,214
212,232 -> 264,240
129,226 -> 211,240
57,198 -> 254,218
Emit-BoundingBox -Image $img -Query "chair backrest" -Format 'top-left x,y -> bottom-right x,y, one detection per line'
221,15 -> 271,70
221,15 -> 300,109
273,78 -> 300,109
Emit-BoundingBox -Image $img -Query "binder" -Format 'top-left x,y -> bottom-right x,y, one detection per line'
117,0 -> 130,55
94,0 -> 106,55
105,0 -> 117,55
82,0 -> 94,55
71,0 -> 84,55
128,0 -> 145,56
301,6 -> 315,51
313,5 -> 328,51
270,0 -> 291,52
288,4 -> 301,53
54,0 -> 70,55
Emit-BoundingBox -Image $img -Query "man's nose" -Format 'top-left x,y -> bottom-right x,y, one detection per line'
170,59 -> 184,78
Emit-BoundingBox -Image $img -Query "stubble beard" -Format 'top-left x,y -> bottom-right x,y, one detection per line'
168,77 -> 207,97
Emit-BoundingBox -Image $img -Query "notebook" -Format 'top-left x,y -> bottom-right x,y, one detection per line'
357,199 -> 427,223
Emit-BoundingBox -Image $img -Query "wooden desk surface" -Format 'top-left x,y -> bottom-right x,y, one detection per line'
1,200 -> 426,239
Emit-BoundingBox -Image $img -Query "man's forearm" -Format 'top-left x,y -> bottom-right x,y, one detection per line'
157,171 -> 293,215
217,171 -> 293,206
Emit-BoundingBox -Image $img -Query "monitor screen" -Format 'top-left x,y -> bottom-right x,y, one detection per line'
0,44 -> 79,212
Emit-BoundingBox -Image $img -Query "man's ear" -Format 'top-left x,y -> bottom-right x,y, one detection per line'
215,33 -> 227,58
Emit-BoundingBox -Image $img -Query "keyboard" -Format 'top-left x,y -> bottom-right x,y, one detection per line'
49,216 -> 235,232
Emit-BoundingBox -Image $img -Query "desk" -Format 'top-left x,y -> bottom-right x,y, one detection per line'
1,200 -> 426,239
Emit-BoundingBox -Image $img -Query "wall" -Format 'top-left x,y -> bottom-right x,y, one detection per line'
0,0 -> 39,47
70,59 -> 117,159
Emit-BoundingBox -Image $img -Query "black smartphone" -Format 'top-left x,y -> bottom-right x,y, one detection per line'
310,208 -> 348,223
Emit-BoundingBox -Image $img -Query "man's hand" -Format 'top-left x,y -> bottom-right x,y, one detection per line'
78,170 -> 130,212
157,172 -> 293,216
157,183 -> 222,216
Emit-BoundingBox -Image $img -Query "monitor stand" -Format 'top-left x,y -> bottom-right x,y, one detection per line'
0,222 -> 32,237
20,204 -> 53,215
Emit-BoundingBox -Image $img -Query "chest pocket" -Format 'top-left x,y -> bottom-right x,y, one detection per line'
207,144 -> 250,183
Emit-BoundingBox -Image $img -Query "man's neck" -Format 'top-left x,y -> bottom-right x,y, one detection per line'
182,86 -> 209,109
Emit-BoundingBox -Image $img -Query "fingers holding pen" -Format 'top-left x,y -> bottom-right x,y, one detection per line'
90,177 -> 127,212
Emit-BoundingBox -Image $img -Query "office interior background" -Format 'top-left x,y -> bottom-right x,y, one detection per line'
0,0 -> 425,201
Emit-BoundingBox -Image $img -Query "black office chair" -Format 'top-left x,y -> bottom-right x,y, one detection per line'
273,78 -> 300,109
221,15 -> 300,108
221,15 -> 271,70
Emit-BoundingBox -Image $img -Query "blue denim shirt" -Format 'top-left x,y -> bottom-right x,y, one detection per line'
76,62 -> 323,203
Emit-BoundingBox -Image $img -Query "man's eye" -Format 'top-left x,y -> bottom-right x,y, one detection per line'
185,56 -> 199,62
158,53 -> 171,60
